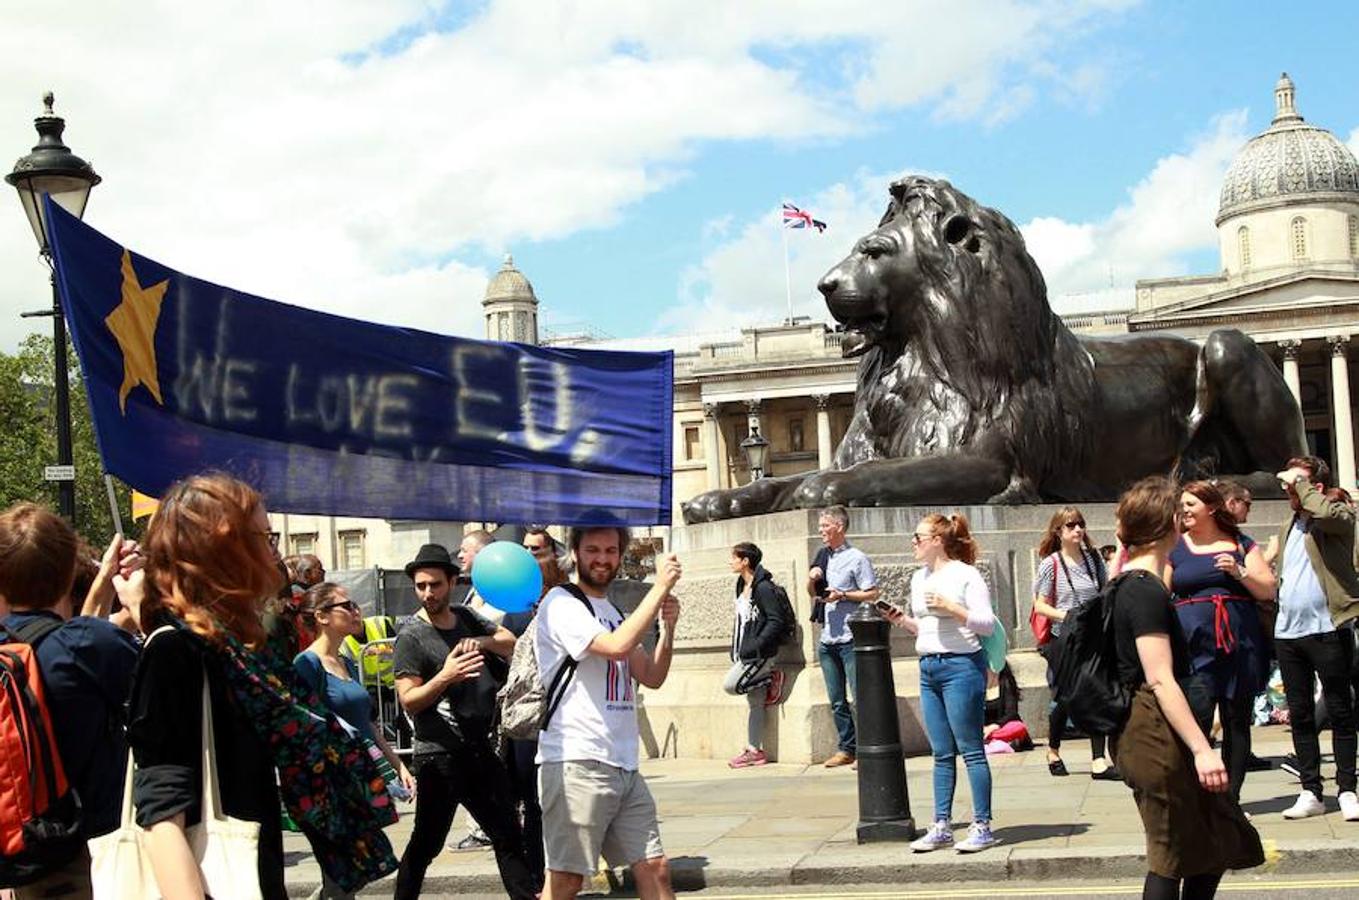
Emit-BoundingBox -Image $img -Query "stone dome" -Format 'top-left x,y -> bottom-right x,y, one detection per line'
483,254 -> 538,305
1216,73 -> 1359,225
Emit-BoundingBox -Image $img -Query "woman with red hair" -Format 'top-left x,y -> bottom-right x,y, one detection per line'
127,473 -> 397,899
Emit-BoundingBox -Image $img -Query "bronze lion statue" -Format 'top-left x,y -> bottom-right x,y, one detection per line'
682,176 -> 1305,523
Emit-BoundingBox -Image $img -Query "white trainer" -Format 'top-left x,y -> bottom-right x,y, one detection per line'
1282,790 -> 1326,819
909,820 -> 954,853
1339,791 -> 1359,822
955,820 -> 999,853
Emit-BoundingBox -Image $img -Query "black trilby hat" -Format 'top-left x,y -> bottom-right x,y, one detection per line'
404,543 -> 460,579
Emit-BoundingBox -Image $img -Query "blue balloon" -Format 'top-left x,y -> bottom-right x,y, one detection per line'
471,542 -> 543,614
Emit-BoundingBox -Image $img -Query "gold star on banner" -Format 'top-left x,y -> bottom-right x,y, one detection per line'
104,249 -> 168,414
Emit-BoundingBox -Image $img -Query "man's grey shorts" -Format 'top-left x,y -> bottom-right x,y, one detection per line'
538,759 -> 665,875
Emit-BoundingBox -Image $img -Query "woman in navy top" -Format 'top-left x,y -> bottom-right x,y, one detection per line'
1166,481 -> 1276,801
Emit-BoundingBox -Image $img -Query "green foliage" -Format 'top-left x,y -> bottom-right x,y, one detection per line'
0,332 -> 133,546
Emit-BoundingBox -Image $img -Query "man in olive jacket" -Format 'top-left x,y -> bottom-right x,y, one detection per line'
1273,455 -> 1359,821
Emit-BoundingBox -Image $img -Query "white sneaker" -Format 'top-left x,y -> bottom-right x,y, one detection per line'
955,820 -> 999,853
1339,791 -> 1359,822
1282,790 -> 1326,819
909,820 -> 953,852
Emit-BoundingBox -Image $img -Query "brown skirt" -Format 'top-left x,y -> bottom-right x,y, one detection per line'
1114,687 -> 1264,878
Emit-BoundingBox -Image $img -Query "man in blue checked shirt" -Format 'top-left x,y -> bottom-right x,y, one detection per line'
807,505 -> 880,767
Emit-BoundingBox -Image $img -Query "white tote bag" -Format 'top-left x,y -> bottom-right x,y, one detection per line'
89,642 -> 262,900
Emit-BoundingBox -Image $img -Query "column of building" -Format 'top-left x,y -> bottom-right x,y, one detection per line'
702,403 -> 722,491
1280,339 -> 1302,405
813,394 -> 834,469
1330,335 -> 1357,491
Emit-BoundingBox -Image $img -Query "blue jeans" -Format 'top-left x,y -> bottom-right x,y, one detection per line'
818,640 -> 858,753
919,651 -> 992,823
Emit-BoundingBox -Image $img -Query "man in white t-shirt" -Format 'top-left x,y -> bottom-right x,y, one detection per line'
535,524 -> 682,900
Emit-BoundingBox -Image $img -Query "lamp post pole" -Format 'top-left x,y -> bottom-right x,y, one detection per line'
7,93 -> 100,523
18,279 -> 74,520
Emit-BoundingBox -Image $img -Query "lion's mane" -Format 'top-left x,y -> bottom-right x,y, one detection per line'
845,176 -> 1098,496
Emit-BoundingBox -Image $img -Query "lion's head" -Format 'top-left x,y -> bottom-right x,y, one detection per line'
818,177 -> 1056,380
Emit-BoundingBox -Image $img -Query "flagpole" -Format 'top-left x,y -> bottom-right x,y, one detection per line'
104,473 -> 124,536
781,206 -> 793,325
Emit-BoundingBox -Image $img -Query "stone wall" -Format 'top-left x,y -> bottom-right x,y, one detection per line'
635,500 -> 1293,763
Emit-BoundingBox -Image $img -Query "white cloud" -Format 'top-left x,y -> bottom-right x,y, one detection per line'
1022,110 -> 1252,310
672,110 -> 1256,331
0,0 -> 1136,350
664,168 -> 927,333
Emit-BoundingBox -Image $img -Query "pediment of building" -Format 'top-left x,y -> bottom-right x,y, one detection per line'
1128,270 -> 1359,329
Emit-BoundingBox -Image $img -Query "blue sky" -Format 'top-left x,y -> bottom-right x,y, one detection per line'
2,1 -> 1357,349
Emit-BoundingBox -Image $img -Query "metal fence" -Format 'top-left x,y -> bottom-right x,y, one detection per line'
328,566 -> 471,619
356,637 -> 411,758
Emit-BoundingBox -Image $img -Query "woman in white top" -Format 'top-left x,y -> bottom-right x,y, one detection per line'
887,513 -> 998,854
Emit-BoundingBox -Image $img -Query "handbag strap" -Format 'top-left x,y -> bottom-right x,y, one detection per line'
115,625 -> 178,829
199,662 -> 226,824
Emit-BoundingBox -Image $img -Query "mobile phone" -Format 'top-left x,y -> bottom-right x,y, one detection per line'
874,599 -> 898,615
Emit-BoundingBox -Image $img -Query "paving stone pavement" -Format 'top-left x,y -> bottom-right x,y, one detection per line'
283,728 -> 1359,896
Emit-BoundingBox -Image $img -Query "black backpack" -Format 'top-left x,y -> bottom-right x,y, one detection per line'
768,582 -> 797,644
1052,571 -> 1139,736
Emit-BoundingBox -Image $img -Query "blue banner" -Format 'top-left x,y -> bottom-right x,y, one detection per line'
45,201 -> 673,526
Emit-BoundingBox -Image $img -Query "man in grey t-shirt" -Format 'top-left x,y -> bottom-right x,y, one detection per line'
806,506 -> 879,767
391,543 -> 538,898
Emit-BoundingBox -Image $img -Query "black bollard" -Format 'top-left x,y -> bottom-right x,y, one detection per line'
848,602 -> 915,842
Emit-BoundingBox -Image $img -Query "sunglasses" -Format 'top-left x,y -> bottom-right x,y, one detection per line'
1061,521 -> 1086,531
911,532 -> 936,544
321,600 -> 358,613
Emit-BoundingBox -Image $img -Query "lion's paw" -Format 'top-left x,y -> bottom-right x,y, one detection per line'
793,471 -> 847,508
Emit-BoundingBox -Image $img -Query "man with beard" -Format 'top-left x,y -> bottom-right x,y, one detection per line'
1273,458 -> 1359,822
536,525 -> 682,900
391,544 -> 539,899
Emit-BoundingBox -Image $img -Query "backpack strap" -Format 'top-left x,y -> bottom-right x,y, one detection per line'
13,615 -> 64,648
540,584 -> 596,732
1048,553 -> 1060,604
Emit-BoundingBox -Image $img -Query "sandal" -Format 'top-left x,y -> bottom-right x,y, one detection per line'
1048,758 -> 1069,777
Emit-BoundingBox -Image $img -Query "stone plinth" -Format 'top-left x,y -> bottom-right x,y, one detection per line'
638,500 -> 1293,764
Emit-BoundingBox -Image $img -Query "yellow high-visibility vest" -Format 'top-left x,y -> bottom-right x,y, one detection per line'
342,616 -> 397,686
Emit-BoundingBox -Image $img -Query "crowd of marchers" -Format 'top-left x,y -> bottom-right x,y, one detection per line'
0,455 -> 1356,900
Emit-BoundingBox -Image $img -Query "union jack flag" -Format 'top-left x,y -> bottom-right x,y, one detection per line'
782,202 -> 827,232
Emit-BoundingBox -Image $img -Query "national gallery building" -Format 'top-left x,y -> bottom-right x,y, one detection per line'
272,74 -> 1359,571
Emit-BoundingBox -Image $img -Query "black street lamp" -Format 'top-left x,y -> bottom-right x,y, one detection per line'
7,93 -> 101,522
739,425 -> 770,482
